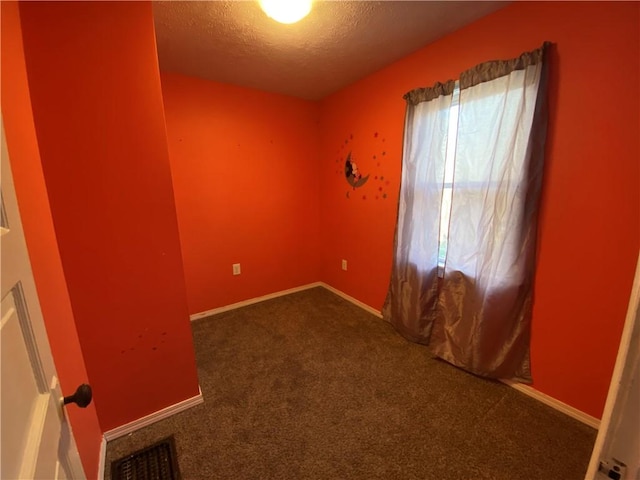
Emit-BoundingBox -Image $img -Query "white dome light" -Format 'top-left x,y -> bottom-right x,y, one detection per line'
259,0 -> 312,24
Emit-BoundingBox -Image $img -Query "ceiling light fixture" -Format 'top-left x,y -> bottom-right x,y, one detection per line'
259,0 -> 312,24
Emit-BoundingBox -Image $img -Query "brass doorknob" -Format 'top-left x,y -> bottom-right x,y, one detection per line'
63,384 -> 92,408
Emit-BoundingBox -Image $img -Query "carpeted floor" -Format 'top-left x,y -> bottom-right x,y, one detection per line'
105,287 -> 597,479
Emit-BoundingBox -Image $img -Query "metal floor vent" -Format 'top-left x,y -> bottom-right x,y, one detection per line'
111,436 -> 180,480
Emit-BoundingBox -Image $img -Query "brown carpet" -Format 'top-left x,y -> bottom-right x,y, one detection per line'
105,287 -> 597,479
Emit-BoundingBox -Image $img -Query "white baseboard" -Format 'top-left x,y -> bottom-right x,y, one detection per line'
318,282 -> 383,318
190,283 -> 323,321
103,387 -> 204,442
500,379 -> 600,429
187,282 -> 600,430
97,436 -> 107,480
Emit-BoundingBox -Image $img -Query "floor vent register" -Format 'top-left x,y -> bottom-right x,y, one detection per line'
111,436 -> 180,480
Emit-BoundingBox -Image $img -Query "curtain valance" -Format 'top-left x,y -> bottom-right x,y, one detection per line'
403,42 -> 551,106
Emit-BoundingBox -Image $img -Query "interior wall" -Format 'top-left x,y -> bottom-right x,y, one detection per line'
5,1 -> 636,451
16,1 -> 200,432
318,1 -> 640,419
160,73 -> 321,315
0,2 -> 103,476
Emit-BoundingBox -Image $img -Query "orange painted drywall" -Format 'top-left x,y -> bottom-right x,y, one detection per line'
1,3 -> 102,476
160,73 -> 321,315
17,1 -> 199,431
319,1 -> 639,419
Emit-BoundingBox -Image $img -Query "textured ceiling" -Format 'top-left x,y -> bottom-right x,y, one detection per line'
152,1 -> 506,100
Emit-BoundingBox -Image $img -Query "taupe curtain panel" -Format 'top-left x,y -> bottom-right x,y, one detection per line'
383,43 -> 550,382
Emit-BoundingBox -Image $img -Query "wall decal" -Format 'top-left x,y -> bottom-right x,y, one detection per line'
335,132 -> 391,200
345,152 -> 370,188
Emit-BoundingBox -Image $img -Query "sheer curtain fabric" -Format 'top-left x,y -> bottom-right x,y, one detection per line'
383,44 -> 550,382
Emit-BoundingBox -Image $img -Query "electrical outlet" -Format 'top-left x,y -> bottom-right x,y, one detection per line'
232,263 -> 241,275
341,259 -> 347,271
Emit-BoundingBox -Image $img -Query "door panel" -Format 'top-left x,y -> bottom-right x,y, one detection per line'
0,119 -> 84,479
1,286 -> 44,479
586,255 -> 640,479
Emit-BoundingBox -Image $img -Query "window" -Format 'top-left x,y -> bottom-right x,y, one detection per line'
384,43 -> 549,381
437,81 -> 459,276
404,69 -> 541,287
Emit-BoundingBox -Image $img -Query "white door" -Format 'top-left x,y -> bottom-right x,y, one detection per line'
586,253 -> 640,480
0,119 -> 85,479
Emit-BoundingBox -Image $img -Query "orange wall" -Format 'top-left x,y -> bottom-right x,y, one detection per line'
1,3 -> 103,476
160,73 -> 321,314
318,1 -> 639,419
16,1 -> 200,431
4,2 -> 636,450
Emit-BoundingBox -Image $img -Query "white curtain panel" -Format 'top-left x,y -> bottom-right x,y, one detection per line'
447,63 -> 543,290
400,92 -> 452,274
384,43 -> 550,380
